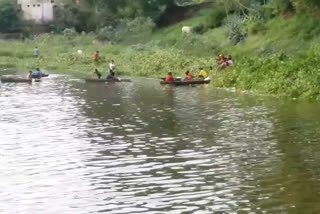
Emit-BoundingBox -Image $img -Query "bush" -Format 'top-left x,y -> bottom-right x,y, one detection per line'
205,9 -> 226,29
63,28 -> 77,38
297,16 -> 320,41
51,5 -> 81,33
248,22 -> 268,35
193,24 -> 207,34
96,17 -> 155,42
96,26 -> 115,41
226,15 -> 247,45
127,17 -> 155,34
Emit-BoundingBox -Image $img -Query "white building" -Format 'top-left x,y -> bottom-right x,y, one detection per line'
17,0 -> 61,24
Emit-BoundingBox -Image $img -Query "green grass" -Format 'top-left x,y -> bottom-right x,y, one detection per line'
0,34 -> 212,79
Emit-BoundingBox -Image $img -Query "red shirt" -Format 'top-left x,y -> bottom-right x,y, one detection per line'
94,53 -> 99,61
184,74 -> 192,81
165,75 -> 174,82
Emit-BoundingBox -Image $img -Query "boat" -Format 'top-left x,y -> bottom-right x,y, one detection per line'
1,75 -> 32,83
160,79 -> 211,86
85,78 -> 132,83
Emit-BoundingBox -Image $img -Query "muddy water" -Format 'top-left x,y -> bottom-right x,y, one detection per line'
1,75 -> 320,213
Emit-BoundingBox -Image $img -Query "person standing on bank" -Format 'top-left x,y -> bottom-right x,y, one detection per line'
94,69 -> 102,79
33,47 -> 39,58
94,51 -> 99,64
109,60 -> 116,72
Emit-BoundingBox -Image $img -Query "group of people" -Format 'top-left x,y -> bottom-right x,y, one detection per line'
165,54 -> 234,82
216,54 -> 234,69
93,59 -> 118,81
165,67 -> 210,82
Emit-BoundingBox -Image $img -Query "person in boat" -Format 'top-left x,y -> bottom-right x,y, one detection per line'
27,71 -> 33,80
165,72 -> 174,82
199,68 -> 208,80
184,71 -> 193,81
94,69 -> 102,79
106,70 -> 119,81
32,68 -> 41,79
94,51 -> 99,64
109,60 -> 116,72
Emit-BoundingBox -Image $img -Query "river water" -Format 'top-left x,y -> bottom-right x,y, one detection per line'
1,75 -> 320,214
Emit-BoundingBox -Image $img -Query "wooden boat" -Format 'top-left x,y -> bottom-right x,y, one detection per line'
160,79 -> 211,86
85,78 -> 132,83
1,75 -> 32,83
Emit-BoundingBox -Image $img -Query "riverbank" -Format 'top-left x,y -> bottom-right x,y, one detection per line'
0,34 -> 212,78
2,11 -> 320,100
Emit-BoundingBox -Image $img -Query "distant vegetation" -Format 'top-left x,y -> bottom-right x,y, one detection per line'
0,0 -> 22,33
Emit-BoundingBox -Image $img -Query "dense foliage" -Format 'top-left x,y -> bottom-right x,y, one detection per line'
51,0 -> 178,32
0,0 -> 22,33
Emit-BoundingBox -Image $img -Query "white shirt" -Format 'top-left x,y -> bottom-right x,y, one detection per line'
109,63 -> 116,71
34,48 -> 39,56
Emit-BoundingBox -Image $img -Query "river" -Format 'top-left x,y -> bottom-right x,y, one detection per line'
1,74 -> 320,214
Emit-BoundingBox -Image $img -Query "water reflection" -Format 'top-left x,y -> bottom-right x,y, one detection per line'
0,75 -> 320,213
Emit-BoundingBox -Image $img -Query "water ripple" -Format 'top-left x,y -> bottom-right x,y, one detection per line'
1,76 -> 320,213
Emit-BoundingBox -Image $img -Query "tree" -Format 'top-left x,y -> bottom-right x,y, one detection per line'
0,0 -> 22,33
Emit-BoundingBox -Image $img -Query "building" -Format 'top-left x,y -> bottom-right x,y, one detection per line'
16,0 -> 61,24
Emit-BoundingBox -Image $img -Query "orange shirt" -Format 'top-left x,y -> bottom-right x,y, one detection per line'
220,58 -> 227,65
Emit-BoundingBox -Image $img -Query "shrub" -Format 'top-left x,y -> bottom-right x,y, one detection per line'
63,28 -> 77,38
193,24 -> 207,35
248,22 -> 268,35
126,17 -> 155,34
205,9 -> 226,29
226,15 -> 247,45
96,17 -> 155,42
96,26 -> 115,41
